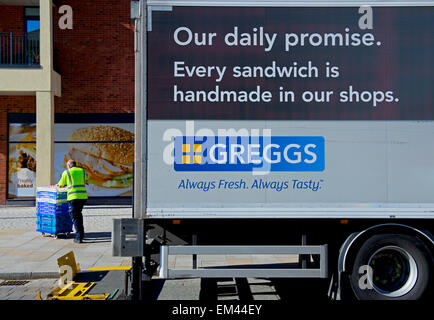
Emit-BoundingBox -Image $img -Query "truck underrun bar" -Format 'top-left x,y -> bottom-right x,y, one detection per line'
159,245 -> 328,279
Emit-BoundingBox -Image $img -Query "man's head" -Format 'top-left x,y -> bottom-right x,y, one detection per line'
67,159 -> 77,169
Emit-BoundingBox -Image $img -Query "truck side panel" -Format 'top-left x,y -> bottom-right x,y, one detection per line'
145,6 -> 434,219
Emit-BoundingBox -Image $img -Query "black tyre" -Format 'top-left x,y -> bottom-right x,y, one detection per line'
349,234 -> 431,300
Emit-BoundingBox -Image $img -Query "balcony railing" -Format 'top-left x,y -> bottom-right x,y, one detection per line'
0,32 -> 40,67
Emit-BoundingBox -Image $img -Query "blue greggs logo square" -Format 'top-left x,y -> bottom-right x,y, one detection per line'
174,136 -> 325,172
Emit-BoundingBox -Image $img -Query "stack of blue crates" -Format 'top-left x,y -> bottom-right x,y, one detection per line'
36,187 -> 73,236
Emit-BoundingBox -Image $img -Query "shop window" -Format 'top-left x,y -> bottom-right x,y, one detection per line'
7,114 -> 134,200
8,121 -> 37,198
54,123 -> 134,197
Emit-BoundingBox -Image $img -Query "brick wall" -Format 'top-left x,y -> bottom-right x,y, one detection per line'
0,6 -> 24,33
0,96 -> 36,205
1,0 -> 135,204
54,0 -> 135,114
0,6 -> 26,204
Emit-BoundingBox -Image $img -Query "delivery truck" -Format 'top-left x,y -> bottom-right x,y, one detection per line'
113,0 -> 434,300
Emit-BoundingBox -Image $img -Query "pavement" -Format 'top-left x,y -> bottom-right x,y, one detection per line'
0,205 -> 132,300
0,205 -> 132,276
0,204 -> 299,301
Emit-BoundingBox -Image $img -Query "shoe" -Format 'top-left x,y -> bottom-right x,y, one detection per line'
73,238 -> 83,244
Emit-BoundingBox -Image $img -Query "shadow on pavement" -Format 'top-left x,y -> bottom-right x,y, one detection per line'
142,279 -> 166,300
83,232 -> 112,243
199,277 -> 279,301
73,269 -> 126,300
270,278 -> 331,301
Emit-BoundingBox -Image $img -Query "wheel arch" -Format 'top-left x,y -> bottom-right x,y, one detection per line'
339,223 -> 434,275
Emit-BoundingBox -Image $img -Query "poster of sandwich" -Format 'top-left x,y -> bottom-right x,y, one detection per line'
54,123 -> 135,197
8,122 -> 134,198
8,123 -> 37,198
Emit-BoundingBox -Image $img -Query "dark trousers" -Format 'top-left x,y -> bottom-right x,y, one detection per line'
69,199 -> 86,240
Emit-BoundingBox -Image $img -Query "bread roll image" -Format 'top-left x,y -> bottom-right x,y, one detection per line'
66,125 -> 134,188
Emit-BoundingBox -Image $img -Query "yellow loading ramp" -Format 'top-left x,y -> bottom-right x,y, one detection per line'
37,251 -> 131,300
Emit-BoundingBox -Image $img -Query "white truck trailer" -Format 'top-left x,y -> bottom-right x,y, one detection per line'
113,0 -> 434,300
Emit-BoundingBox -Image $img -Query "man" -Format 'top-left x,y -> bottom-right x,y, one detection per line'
57,159 -> 88,243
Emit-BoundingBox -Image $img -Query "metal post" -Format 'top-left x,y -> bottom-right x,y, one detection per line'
19,34 -> 21,64
9,32 -> 12,65
131,0 -> 148,300
192,234 -> 198,269
159,245 -> 169,278
140,0 -> 148,219
320,244 -> 328,278
133,2 -> 142,220
300,233 -> 308,269
131,257 -> 143,300
24,33 -> 27,65
133,0 -> 148,220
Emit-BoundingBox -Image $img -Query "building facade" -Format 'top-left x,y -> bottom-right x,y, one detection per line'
0,0 -> 135,205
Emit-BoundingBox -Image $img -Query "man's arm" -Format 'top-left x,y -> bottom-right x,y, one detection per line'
57,171 -> 67,187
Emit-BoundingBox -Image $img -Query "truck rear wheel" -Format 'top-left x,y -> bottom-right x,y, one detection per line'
349,234 -> 431,300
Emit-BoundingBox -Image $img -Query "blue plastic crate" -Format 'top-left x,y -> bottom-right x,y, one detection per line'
36,212 -> 73,235
36,201 -> 70,215
36,191 -> 67,199
36,187 -> 68,202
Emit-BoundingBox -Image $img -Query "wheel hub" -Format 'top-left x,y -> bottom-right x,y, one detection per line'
368,246 -> 418,298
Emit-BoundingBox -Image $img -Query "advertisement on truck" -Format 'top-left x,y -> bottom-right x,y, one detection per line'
145,5 -> 434,218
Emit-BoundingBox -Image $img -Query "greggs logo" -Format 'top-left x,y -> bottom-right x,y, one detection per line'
174,136 -> 325,172
182,143 -> 203,164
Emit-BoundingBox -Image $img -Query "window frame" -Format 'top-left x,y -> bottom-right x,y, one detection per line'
23,6 -> 40,34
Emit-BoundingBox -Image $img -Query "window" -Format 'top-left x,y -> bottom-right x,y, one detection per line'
7,114 -> 134,200
24,7 -> 40,34
7,114 -> 37,199
23,6 -> 40,65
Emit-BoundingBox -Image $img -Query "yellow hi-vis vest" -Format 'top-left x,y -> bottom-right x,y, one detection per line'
57,167 -> 88,201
